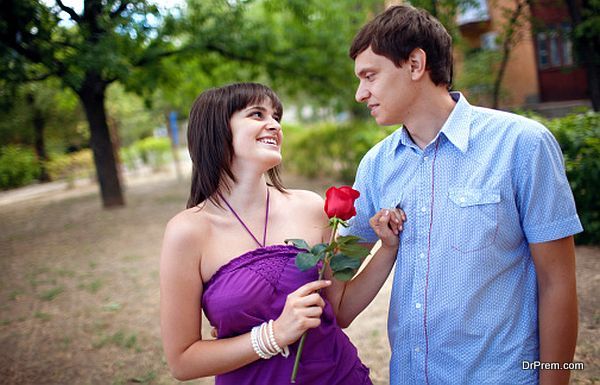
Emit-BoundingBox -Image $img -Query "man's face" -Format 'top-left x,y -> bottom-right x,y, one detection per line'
354,46 -> 413,126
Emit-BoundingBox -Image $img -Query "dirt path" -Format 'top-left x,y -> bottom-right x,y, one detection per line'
0,174 -> 597,384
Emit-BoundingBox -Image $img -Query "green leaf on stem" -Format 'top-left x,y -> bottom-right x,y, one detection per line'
336,235 -> 363,245
330,253 -> 362,272
295,252 -> 321,271
332,268 -> 356,281
285,239 -> 310,251
310,243 -> 328,257
338,243 -> 370,259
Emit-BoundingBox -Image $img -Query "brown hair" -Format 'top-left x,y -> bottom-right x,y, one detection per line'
349,5 -> 453,88
186,83 -> 285,209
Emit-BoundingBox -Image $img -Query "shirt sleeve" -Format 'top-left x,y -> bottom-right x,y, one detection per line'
517,126 -> 583,243
338,153 -> 380,243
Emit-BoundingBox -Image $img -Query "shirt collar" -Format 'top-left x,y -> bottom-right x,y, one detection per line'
439,91 -> 471,154
390,91 -> 472,155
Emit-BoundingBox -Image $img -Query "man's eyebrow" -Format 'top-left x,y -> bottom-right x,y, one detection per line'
356,68 -> 375,77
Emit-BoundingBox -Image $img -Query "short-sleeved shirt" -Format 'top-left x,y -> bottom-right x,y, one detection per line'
340,93 -> 583,384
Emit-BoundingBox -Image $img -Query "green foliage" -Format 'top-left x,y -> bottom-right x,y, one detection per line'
0,145 -> 40,189
47,150 -> 94,184
540,112 -> 600,244
283,121 -> 396,183
126,137 -> 172,171
286,227 -> 370,281
106,84 -> 161,147
454,49 -> 503,107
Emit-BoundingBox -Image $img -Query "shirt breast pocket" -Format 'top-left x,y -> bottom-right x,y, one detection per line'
447,188 -> 501,253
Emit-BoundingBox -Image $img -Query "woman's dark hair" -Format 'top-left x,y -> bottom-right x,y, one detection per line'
349,5 -> 453,88
186,82 -> 285,209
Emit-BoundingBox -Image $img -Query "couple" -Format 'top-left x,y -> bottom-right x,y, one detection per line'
160,5 -> 582,385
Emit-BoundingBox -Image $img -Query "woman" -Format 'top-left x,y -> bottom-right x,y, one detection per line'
160,83 -> 403,384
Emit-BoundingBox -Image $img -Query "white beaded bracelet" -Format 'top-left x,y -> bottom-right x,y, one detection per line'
268,319 -> 289,357
261,322 -> 278,355
251,325 -> 270,359
250,320 -> 289,359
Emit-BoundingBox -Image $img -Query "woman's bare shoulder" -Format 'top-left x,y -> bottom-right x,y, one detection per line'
163,206 -> 212,250
282,189 -> 327,220
283,189 -> 324,207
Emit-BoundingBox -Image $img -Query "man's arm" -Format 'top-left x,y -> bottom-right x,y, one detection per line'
530,236 -> 578,385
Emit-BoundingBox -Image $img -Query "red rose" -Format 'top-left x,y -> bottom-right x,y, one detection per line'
324,186 -> 360,220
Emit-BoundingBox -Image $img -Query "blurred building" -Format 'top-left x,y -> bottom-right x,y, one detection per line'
385,0 -> 591,114
457,0 -> 590,113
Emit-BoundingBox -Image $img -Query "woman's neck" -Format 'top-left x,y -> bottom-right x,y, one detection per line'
219,173 -> 269,212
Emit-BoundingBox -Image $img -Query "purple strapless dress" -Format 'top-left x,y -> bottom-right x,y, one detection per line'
202,244 -> 371,385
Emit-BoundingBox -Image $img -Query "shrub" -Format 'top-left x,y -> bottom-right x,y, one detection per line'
0,145 -> 41,189
283,121 -> 395,183
542,112 -> 600,244
119,145 -> 141,172
131,137 -> 171,171
47,149 -> 95,185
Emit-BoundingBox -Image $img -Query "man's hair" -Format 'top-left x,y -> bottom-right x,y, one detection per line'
349,5 -> 453,88
186,82 -> 285,209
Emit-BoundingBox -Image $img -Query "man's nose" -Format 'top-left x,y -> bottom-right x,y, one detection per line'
355,83 -> 369,103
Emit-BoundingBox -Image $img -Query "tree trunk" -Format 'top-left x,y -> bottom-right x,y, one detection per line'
78,73 -> 125,208
26,92 -> 50,182
492,0 -> 526,109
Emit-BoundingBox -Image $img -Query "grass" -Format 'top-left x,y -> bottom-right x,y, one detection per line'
38,286 -> 64,301
34,311 -> 51,321
0,173 -> 597,385
79,278 -> 103,294
93,330 -> 140,352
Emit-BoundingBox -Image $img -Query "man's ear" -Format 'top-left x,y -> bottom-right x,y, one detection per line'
408,48 -> 427,80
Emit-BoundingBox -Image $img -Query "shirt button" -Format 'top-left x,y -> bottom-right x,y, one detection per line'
415,303 -> 422,309
424,156 -> 429,161
419,253 -> 425,259
421,207 -> 427,213
459,197 -> 466,203
415,346 -> 421,352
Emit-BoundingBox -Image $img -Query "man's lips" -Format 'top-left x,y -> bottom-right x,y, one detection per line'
368,104 -> 380,115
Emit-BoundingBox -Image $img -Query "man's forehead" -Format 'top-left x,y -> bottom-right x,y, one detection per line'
354,49 -> 380,75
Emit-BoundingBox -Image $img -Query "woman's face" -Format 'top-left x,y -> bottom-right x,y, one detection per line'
229,100 -> 283,172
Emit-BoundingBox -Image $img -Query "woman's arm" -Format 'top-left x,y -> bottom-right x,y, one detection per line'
160,214 -> 330,380
325,209 -> 403,328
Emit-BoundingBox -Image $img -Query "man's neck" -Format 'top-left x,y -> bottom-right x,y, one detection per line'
403,87 -> 456,149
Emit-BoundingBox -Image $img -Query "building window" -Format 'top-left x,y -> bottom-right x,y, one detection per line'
549,30 -> 561,66
561,23 -> 573,66
537,32 -> 549,68
536,25 -> 575,69
481,31 -> 498,50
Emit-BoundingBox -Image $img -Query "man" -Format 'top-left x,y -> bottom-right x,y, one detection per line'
340,5 -> 583,384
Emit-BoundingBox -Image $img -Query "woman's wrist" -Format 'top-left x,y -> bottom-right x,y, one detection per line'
378,241 -> 399,255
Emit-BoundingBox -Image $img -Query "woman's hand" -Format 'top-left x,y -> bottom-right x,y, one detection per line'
369,208 -> 405,249
273,280 -> 332,347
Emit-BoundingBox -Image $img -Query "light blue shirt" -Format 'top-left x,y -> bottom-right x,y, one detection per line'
340,93 -> 583,384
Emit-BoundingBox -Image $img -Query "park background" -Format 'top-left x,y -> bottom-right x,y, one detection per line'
0,0 -> 598,384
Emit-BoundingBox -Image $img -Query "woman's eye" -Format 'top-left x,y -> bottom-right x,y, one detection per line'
250,111 -> 263,118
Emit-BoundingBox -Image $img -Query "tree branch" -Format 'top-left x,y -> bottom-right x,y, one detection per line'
110,1 -> 130,19
55,0 -> 81,23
